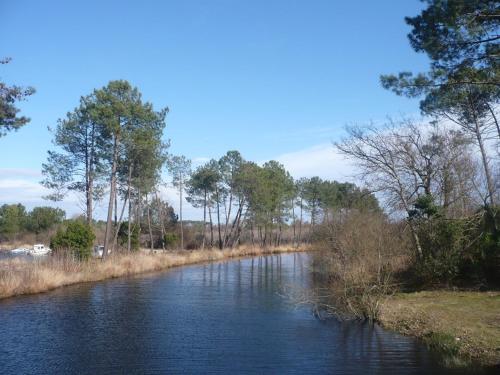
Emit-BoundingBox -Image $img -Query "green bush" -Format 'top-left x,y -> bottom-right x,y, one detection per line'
480,207 -> 500,281
118,222 -> 140,251
26,207 -> 65,234
164,233 -> 178,248
0,203 -> 27,240
424,331 -> 461,357
413,201 -> 500,285
50,220 -> 95,260
416,216 -> 467,284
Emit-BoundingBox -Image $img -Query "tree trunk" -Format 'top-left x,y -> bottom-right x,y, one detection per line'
111,194 -> 129,252
291,199 -> 296,247
146,194 -> 154,252
112,165 -> 132,252
209,206 -> 214,247
225,203 -> 242,248
298,198 -> 303,245
137,188 -> 142,235
114,192 -> 118,228
466,88 -> 496,205
155,190 -> 166,251
475,122 -> 496,205
250,221 -> 255,246
103,133 -> 119,259
311,205 -> 314,228
202,189 -> 207,250
408,219 -> 423,259
85,129 -> 92,226
398,185 -> 423,259
223,191 -> 233,245
87,173 -> 93,226
128,199 -> 132,252
85,121 -> 95,226
179,173 -> 184,250
89,120 -> 97,225
277,223 -> 282,246
216,186 -> 222,249
230,205 -> 244,248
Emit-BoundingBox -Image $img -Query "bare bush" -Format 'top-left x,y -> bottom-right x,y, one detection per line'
311,211 -> 411,320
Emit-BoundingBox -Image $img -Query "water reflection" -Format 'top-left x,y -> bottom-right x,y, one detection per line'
0,253 -> 494,374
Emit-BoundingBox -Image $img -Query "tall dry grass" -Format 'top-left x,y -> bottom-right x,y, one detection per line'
0,245 -> 310,299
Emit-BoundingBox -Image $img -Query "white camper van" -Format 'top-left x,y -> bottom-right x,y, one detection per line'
29,244 -> 51,256
93,245 -> 108,258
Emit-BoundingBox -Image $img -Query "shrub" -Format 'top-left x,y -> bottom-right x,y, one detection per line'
413,205 -> 500,286
0,203 -> 27,240
164,233 -> 178,248
118,222 -> 140,251
479,207 -> 500,282
415,216 -> 468,284
26,207 -> 65,234
312,211 -> 410,319
50,220 -> 95,260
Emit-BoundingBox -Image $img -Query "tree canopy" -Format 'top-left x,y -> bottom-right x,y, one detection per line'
0,58 -> 35,137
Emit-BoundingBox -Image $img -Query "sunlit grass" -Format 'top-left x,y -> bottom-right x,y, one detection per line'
379,291 -> 500,366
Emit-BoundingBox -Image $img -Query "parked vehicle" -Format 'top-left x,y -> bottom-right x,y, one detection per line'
10,248 -> 30,254
93,245 -> 109,258
10,244 -> 51,256
29,244 -> 51,256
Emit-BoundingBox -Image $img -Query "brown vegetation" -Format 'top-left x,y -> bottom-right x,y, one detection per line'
311,210 -> 500,366
311,211 -> 410,320
0,245 -> 310,300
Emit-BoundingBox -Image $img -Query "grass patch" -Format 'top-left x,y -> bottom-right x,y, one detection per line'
379,291 -> 500,367
424,332 -> 461,356
423,331 -> 468,367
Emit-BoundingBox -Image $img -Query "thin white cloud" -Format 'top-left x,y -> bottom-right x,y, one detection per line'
0,178 -> 48,200
272,143 -> 356,182
0,168 -> 42,178
0,172 -> 83,217
0,143 -> 360,221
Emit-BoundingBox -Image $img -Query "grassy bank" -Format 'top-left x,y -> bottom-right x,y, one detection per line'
379,291 -> 500,367
0,245 -> 310,300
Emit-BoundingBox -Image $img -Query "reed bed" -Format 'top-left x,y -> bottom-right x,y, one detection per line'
0,245 -> 310,299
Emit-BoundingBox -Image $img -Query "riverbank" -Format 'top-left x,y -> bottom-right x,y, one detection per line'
0,245 -> 310,299
379,291 -> 500,367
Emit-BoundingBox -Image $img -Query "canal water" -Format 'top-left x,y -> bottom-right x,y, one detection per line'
0,253 -> 493,374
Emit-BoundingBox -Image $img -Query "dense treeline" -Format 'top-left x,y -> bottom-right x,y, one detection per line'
187,153 -> 378,249
0,204 -> 65,241
32,80 -> 378,256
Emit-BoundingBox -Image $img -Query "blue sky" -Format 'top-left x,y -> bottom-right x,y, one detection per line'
0,0 -> 428,218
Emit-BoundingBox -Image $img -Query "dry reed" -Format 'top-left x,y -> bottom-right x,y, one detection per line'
0,245 -> 310,299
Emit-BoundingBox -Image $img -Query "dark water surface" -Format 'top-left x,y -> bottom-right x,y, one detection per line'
0,253 -> 493,374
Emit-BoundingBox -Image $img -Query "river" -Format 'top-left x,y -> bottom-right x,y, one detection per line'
0,252 -> 492,374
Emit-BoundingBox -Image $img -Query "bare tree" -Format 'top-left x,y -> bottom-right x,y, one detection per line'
337,121 -> 434,258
